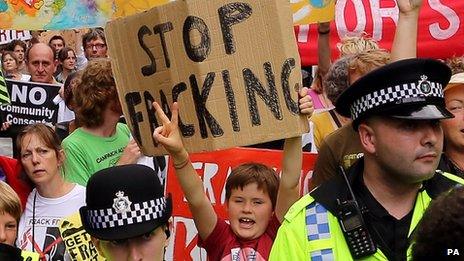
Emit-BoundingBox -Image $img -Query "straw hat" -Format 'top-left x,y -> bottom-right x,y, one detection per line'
444,72 -> 464,93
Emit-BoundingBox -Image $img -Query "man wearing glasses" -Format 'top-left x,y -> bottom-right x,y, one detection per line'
82,28 -> 108,60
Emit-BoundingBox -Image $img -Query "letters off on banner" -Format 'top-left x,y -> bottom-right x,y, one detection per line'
295,0 -> 464,65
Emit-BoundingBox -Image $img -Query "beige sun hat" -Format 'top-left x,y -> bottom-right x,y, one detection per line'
444,72 -> 464,92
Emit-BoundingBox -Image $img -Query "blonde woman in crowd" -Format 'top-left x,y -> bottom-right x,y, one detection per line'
438,72 -> 464,177
15,124 -> 85,260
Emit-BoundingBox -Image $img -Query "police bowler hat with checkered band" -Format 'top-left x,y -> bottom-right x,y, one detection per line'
336,58 -> 454,128
80,164 -> 172,241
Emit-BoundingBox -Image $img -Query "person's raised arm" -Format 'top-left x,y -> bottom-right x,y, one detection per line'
275,87 -> 312,222
391,0 -> 423,61
152,102 -> 217,240
317,22 -> 332,77
275,136 -> 302,222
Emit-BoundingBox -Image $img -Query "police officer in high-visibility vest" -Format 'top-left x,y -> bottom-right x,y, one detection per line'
269,58 -> 464,261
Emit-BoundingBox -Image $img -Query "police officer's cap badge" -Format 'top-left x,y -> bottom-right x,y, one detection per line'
113,191 -> 132,214
418,75 -> 431,94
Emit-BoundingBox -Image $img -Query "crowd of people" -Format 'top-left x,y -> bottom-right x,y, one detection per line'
0,0 -> 463,260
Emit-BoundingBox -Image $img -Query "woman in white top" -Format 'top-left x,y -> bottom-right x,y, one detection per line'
15,123 -> 85,260
1,51 -> 30,82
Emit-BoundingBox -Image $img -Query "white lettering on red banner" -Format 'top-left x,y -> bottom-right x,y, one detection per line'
298,0 -> 463,65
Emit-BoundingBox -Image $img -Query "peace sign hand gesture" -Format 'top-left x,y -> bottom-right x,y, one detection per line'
152,102 -> 185,157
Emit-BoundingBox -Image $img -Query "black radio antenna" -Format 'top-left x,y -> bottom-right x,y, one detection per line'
339,166 -> 358,202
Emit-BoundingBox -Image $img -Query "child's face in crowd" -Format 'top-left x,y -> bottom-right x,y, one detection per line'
0,211 -> 18,246
93,226 -> 168,261
227,182 -> 273,240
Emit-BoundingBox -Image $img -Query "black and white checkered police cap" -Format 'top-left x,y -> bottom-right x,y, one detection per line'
336,58 -> 454,128
80,164 -> 172,241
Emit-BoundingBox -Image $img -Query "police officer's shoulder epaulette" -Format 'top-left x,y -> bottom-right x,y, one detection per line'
310,173 -> 348,215
283,194 -> 314,222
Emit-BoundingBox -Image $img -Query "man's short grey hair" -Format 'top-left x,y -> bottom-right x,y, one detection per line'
324,55 -> 353,104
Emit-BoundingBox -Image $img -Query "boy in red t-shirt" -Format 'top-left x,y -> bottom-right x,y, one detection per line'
152,89 -> 312,260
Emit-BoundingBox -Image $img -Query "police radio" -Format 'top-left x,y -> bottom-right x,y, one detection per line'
336,166 -> 377,258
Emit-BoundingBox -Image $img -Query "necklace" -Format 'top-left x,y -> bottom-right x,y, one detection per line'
32,191 -> 37,252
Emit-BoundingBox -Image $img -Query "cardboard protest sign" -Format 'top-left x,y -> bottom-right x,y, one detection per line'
106,0 -> 307,155
0,80 -> 60,125
164,147 -> 317,259
59,212 -> 105,261
291,0 -> 336,25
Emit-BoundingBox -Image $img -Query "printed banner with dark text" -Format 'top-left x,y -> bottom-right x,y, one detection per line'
0,80 -> 60,125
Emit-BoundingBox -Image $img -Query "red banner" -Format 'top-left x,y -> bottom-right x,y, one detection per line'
296,0 -> 464,65
165,147 -> 317,260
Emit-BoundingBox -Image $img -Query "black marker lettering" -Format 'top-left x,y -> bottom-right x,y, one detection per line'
172,82 -> 195,137
138,25 -> 156,76
125,92 -> 143,144
243,62 -> 282,126
190,73 -> 224,138
143,91 -> 159,146
183,16 -> 211,62
222,70 -> 240,131
218,3 -> 252,55
153,22 -> 174,68
281,58 -> 299,114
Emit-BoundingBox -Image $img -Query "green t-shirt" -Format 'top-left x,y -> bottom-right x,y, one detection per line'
62,123 -> 131,186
